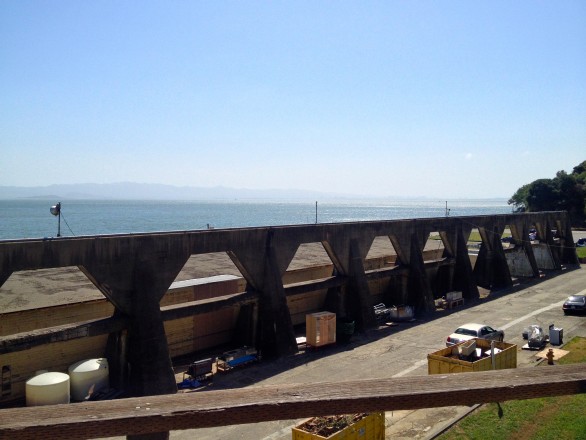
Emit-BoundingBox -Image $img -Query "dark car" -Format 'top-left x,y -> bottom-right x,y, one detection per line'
576,238 -> 586,247
562,295 -> 586,315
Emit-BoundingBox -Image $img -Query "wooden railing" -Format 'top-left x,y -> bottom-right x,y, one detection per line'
1,364 -> 584,440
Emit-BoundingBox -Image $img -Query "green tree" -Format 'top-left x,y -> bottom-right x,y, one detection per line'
553,171 -> 585,225
572,160 -> 586,184
508,184 -> 530,211
526,178 -> 558,212
509,161 -> 586,227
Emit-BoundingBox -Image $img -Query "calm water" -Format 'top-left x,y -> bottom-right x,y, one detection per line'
0,199 -> 512,240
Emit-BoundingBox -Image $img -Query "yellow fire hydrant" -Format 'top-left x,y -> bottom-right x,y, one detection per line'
546,348 -> 555,365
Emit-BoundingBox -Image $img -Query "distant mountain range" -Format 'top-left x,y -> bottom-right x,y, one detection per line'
0,182 -> 358,201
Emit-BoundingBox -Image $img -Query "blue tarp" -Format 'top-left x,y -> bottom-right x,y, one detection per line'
227,354 -> 256,367
177,378 -> 201,389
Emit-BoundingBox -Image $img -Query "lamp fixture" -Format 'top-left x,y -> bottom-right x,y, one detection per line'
50,202 -> 62,237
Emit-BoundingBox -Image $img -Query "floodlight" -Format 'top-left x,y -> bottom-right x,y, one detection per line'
50,202 -> 62,237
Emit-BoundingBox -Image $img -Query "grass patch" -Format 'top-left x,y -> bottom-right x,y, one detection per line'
438,337 -> 586,440
576,246 -> 586,259
468,231 -> 482,242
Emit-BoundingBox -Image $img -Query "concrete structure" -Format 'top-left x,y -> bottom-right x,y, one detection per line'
0,212 -> 578,439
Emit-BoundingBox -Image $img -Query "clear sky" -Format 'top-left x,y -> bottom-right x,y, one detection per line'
1,1 -> 585,199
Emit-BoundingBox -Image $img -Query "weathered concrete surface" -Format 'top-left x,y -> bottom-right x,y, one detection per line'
0,212 -> 579,440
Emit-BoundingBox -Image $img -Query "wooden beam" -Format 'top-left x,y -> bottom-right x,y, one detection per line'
1,364 -> 584,440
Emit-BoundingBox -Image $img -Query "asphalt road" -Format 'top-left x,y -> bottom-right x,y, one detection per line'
139,263 -> 586,440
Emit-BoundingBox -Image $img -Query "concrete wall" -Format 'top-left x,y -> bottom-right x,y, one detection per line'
533,243 -> 557,270
505,248 -> 537,278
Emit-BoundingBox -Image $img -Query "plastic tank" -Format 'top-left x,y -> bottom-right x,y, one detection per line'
26,372 -> 70,406
68,358 -> 109,401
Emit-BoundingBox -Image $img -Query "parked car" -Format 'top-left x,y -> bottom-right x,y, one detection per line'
562,295 -> 586,315
446,323 -> 505,346
576,238 -> 586,247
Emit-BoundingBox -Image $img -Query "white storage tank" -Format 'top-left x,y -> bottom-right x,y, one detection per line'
68,358 -> 109,401
26,372 -> 70,406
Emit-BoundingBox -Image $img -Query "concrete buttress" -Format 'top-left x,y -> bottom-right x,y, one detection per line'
451,224 -> 480,300
230,229 -> 298,358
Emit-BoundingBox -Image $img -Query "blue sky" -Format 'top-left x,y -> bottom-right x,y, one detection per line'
1,1 -> 585,198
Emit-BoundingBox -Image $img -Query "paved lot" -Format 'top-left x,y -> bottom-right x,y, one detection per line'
147,264 -> 586,440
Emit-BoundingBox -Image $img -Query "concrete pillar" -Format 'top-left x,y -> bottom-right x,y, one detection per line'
557,218 -> 580,264
324,265 -> 345,319
430,228 -> 456,298
452,226 -> 479,300
256,243 -> 298,358
346,239 -> 377,331
474,225 -> 513,290
79,237 -> 189,440
406,232 -> 436,314
80,251 -> 186,399
325,233 -> 376,331
230,231 -> 298,358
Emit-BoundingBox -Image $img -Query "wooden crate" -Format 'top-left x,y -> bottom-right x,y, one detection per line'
428,339 -> 517,374
306,312 -> 336,347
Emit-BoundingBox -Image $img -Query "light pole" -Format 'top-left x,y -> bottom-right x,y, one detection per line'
50,202 -> 61,237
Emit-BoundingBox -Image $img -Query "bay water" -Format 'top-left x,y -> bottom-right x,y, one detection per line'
0,199 -> 512,240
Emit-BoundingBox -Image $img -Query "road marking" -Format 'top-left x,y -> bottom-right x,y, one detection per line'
499,300 -> 566,331
392,359 -> 427,378
500,287 -> 586,331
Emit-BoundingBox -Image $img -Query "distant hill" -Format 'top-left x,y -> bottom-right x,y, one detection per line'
0,182 -> 353,201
